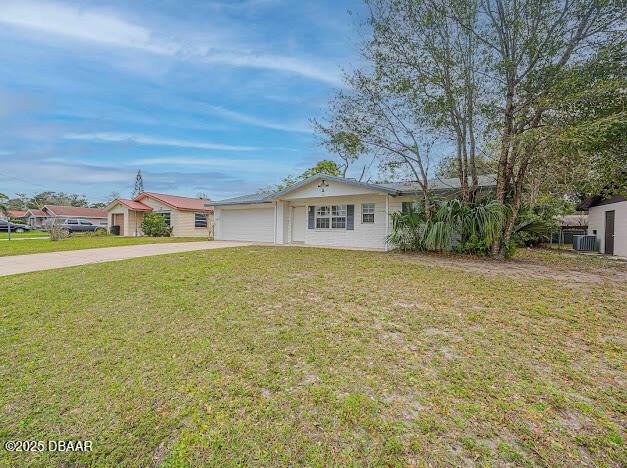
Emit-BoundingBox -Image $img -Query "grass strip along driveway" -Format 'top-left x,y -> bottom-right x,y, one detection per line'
1,247 -> 625,465
0,236 -> 210,257
0,231 -> 49,239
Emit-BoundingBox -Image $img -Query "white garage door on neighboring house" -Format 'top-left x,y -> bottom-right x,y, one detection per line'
220,207 -> 274,242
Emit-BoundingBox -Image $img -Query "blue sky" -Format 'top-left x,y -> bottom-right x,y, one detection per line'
0,0 -> 366,203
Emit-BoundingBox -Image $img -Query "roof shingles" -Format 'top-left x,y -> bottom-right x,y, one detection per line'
43,205 -> 107,218
207,174 -> 498,206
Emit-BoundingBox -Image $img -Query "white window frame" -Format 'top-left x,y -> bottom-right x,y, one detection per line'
361,203 -> 375,223
315,205 -> 330,229
315,205 -> 347,230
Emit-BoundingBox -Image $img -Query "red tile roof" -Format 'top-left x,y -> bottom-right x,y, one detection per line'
43,205 -> 108,218
135,192 -> 213,211
113,199 -> 153,211
9,210 -> 28,217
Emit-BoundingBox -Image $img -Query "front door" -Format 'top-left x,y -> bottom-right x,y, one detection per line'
605,210 -> 615,255
291,206 -> 306,243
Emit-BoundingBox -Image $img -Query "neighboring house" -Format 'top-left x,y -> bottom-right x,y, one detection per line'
42,205 -> 108,226
8,210 -> 28,220
25,209 -> 48,229
208,174 -> 496,250
106,192 -> 213,237
577,194 -> 626,256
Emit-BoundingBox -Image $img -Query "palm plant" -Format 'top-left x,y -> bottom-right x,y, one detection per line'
387,196 -> 510,255
387,204 -> 427,251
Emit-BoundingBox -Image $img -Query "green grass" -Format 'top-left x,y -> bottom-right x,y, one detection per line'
0,230 -> 49,239
0,236 -> 210,257
0,247 -> 625,466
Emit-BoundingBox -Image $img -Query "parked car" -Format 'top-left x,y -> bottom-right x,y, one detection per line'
0,220 -> 32,232
59,219 -> 108,234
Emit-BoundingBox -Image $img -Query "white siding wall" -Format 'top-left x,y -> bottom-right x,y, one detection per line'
588,201 -> 627,257
282,179 -> 381,199
214,192 -> 410,249
288,195 -> 389,249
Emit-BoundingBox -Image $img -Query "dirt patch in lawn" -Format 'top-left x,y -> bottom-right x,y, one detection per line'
391,249 -> 627,287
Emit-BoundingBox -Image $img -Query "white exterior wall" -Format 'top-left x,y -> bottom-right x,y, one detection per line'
213,179 -> 414,249
213,204 -> 275,242
285,195 -> 389,249
587,200 -> 627,257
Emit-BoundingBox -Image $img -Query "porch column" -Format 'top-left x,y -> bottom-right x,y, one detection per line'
275,201 -> 285,244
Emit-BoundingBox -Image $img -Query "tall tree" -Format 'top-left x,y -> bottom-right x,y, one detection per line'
132,170 -> 144,198
529,40 -> 627,199
316,70 -> 435,218
365,0 -> 485,201
276,160 -> 342,191
449,0 -> 624,253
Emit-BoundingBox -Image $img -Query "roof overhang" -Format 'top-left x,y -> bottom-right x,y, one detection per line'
576,194 -> 626,211
106,199 -> 153,212
270,174 -> 400,199
206,200 -> 273,207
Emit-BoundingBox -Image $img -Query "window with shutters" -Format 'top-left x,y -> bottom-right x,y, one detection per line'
361,203 -> 375,223
315,205 -> 347,229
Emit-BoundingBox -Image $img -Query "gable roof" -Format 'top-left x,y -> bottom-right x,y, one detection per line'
107,199 -> 153,212
26,209 -> 47,217
207,174 -> 497,207
43,205 -> 108,218
135,192 -> 213,212
271,174 -> 400,198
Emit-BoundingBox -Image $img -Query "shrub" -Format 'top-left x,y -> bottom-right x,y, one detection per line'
45,218 -> 69,241
72,229 -> 110,238
141,213 -> 172,237
387,197 -> 509,256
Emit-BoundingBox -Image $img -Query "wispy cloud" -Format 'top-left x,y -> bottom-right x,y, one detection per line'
126,156 -> 293,172
207,105 -> 312,133
64,132 -> 257,151
0,0 -> 343,85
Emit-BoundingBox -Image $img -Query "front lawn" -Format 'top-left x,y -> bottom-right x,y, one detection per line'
0,236 -> 210,257
0,230 -> 49,239
0,247 -> 624,465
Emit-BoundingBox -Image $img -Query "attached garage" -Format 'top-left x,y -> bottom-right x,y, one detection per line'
217,206 -> 275,242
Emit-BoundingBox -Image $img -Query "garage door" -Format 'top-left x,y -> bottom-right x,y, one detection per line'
220,207 -> 274,242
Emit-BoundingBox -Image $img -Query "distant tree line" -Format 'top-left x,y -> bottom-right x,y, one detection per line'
3,191 -> 117,210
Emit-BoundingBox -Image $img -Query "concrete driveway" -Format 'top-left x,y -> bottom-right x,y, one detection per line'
0,241 -> 253,277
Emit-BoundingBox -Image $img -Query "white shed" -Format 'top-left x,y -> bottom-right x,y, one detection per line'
578,195 -> 627,257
